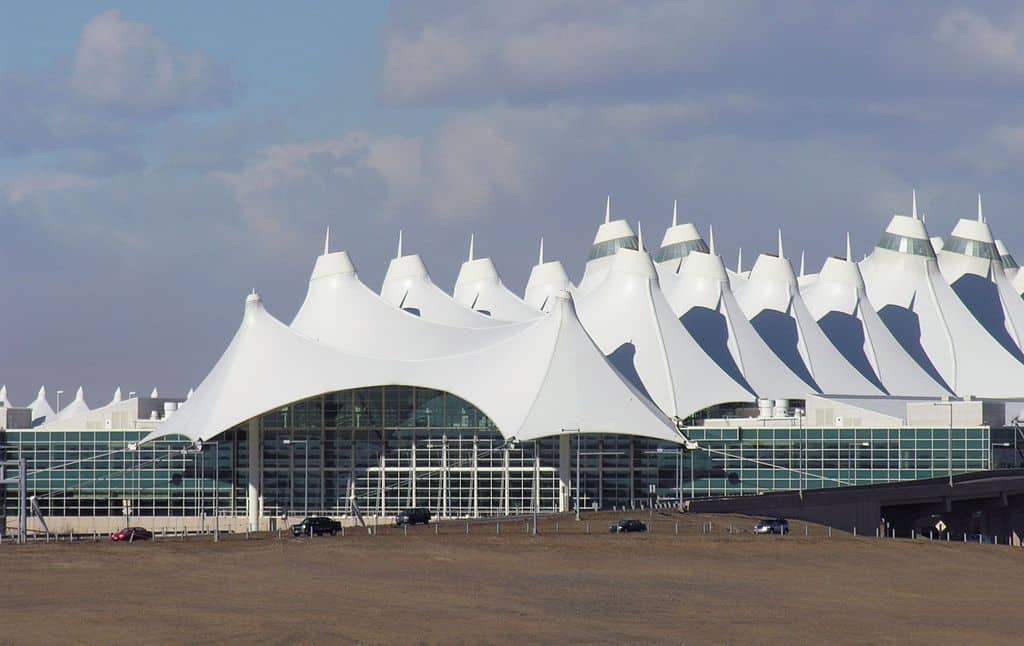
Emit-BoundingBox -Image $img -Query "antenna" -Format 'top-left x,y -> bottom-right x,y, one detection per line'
672,199 -> 678,227
538,237 -> 545,265
637,221 -> 644,252
846,232 -> 852,262
324,226 -> 330,255
978,193 -> 984,223
397,230 -> 404,258
777,229 -> 784,258
708,224 -> 716,255
605,196 -> 611,224
737,248 -> 743,274
468,233 -> 475,261
912,189 -> 919,221
799,251 -> 805,277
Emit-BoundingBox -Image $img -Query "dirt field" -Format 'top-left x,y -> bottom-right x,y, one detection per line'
2,511 -> 1023,645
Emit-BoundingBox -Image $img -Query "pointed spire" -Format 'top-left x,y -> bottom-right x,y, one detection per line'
324,226 -> 331,255
708,224 -> 716,255
110,387 -> 122,406
397,230 -> 404,258
799,251 -> 805,277
637,221 -> 645,251
468,233 -> 475,261
737,248 -> 743,274
187,387 -> 195,400
538,237 -> 545,265
846,232 -> 852,262
672,199 -> 678,227
977,193 -> 984,223
912,189 -> 919,221
150,387 -> 159,398
0,385 -> 9,407
605,196 -> 611,224
777,229 -> 785,258
37,385 -> 46,399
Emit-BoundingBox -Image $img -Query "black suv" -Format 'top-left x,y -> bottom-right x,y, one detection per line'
291,516 -> 342,537
609,519 -> 647,533
395,508 -> 432,526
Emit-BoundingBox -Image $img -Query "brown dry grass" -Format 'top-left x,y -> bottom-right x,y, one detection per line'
2,511 -> 1022,645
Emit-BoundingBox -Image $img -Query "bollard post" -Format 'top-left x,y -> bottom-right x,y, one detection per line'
963,532 -> 967,543
405,524 -> 408,536
587,522 -> 590,534
911,529 -> 915,540
675,523 -> 678,535
804,525 -> 808,536
875,528 -> 879,539
435,523 -> 439,536
341,525 -> 345,537
466,522 -> 469,535
828,526 -> 832,538
496,522 -> 500,535
555,521 -> 559,533
853,526 -> 857,536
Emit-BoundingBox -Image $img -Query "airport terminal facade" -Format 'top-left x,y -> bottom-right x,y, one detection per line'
3,194 -> 1024,533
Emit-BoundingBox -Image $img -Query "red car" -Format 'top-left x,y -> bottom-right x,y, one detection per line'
111,527 -> 153,542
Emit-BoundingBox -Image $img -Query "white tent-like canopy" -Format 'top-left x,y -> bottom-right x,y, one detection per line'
452,235 -> 540,322
28,386 -> 55,426
293,249 -> 524,360
734,232 -> 883,396
575,232 -> 754,419
859,198 -> 1024,398
145,288 -> 682,445
656,225 -> 815,399
380,232 -> 501,328
577,198 -> 639,295
936,200 -> 1024,363
0,385 -> 11,408
802,236 -> 950,397
524,238 -> 575,312
49,386 -> 91,423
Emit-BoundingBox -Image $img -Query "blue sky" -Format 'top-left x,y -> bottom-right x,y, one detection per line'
3,1 -> 1024,405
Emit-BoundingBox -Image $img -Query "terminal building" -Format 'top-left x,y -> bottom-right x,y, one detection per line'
3,193 -> 1024,534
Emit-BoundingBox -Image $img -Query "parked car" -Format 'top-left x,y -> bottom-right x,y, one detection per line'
395,508 -> 432,526
754,518 -> 790,535
967,533 -> 993,544
291,516 -> 341,537
609,519 -> 647,533
111,527 -> 153,542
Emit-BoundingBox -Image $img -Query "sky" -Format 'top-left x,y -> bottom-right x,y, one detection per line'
3,1 -> 1024,407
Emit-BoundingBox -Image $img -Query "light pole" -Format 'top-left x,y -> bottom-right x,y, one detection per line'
932,401 -> 954,487
283,439 -> 309,517
199,440 -> 221,542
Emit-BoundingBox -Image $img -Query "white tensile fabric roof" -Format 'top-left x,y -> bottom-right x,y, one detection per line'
50,386 -> 91,423
937,208 -> 1024,362
656,229 -> 815,399
574,242 -> 754,419
146,281 -> 682,445
452,236 -> 540,322
801,243 -> 950,397
860,211 -> 1024,398
28,386 -> 55,425
380,246 -> 501,328
524,238 -> 575,312
734,235 -> 883,396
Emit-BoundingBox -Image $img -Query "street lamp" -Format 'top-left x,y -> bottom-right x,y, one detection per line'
282,439 -> 310,517
197,440 -> 221,542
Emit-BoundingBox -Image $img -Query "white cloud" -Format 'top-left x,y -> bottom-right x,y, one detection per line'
1,172 -> 97,204
70,10 -> 232,113
933,7 -> 1024,77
